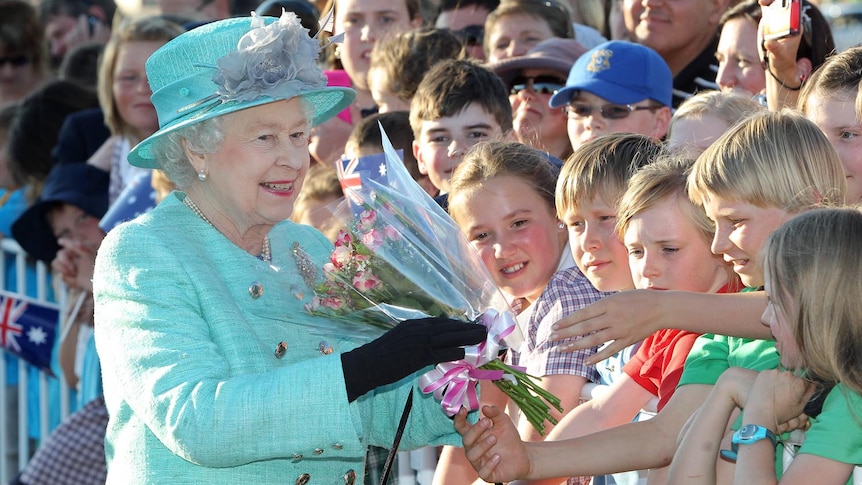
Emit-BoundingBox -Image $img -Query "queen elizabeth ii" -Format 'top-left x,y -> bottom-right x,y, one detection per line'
92,13 -> 485,484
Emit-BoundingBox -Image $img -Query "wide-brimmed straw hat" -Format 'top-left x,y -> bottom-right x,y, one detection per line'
128,12 -> 355,169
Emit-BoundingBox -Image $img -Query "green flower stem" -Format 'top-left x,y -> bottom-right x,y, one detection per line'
479,359 -> 563,436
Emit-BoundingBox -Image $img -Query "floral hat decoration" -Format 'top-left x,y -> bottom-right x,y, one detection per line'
128,11 -> 355,168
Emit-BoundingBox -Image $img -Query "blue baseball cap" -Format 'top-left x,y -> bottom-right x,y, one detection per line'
549,40 -> 673,109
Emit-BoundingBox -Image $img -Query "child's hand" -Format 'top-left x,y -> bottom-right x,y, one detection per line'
454,405 -> 531,483
52,238 -> 97,292
715,367 -> 759,409
744,369 -> 817,426
551,289 -> 664,362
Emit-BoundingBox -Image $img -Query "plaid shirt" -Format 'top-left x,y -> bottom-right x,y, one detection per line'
510,265 -> 609,382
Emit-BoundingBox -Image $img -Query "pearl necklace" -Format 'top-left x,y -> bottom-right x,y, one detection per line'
183,195 -> 271,262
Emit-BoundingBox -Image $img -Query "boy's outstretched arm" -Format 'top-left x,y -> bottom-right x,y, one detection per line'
551,290 -> 772,363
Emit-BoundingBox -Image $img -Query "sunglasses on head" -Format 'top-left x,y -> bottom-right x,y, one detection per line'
0,55 -> 29,68
565,101 -> 661,120
450,24 -> 484,47
509,75 -> 567,96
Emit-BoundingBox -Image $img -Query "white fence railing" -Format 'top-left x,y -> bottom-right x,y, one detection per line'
0,238 -> 73,484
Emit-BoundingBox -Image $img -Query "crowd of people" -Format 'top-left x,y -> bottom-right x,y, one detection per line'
0,0 -> 861,484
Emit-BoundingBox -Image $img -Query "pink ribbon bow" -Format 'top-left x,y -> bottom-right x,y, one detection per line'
419,309 -> 519,416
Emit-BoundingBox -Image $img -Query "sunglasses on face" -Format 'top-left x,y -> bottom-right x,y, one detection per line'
0,55 -> 29,68
509,75 -> 567,96
450,24 -> 484,47
565,101 -> 660,120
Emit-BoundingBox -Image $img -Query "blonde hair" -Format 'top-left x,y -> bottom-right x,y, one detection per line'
97,16 -> 184,139
688,110 -> 846,211
616,155 -> 712,243
449,141 -> 559,221
668,90 -> 764,138
764,207 -> 862,396
555,133 -> 662,217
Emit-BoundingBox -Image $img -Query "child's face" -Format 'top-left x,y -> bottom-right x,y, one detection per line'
335,0 -> 419,92
624,195 -> 728,293
367,65 -> 409,113
566,91 -> 669,151
113,40 -> 162,138
761,275 -> 801,369
412,103 -> 504,193
47,203 -> 105,250
486,13 -> 554,63
805,91 -> 862,203
702,194 -> 791,288
561,194 -> 633,292
666,114 -> 731,158
452,175 -> 566,303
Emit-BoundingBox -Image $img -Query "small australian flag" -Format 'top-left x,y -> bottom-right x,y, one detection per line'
0,290 -> 58,374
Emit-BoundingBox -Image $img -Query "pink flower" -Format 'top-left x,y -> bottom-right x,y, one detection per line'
362,228 -> 385,249
330,244 -> 352,269
321,296 -> 346,310
384,225 -> 401,241
352,270 -> 381,292
335,230 -> 352,249
359,210 -> 377,231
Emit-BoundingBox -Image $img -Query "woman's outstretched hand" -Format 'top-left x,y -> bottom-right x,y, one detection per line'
551,289 -> 665,364
454,405 -> 531,483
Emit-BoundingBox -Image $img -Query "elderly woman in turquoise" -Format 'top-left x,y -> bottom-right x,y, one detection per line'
92,12 -> 486,484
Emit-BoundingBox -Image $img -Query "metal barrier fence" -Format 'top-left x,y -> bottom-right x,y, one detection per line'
0,238 -> 73,483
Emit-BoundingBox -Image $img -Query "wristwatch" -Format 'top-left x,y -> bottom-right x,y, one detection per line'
733,424 -> 778,447
720,424 -> 778,462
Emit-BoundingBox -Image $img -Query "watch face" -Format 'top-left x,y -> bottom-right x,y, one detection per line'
738,424 -> 759,439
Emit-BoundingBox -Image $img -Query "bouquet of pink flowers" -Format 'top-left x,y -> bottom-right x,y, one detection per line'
296,129 -> 561,434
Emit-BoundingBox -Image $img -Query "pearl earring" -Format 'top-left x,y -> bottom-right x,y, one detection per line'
558,222 -> 565,230
198,169 -> 207,182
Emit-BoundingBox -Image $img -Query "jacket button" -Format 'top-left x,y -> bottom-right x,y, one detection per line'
344,469 -> 356,484
332,443 -> 343,450
318,341 -> 333,355
275,341 -> 287,359
291,453 -> 302,462
295,473 -> 310,485
249,282 -> 264,299
313,448 -> 324,455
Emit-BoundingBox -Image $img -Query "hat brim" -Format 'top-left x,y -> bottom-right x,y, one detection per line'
11,190 -> 108,263
549,80 -> 663,108
128,87 -> 355,169
488,57 -> 575,86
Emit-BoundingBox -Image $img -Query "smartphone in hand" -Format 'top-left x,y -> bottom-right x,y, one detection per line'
762,0 -> 802,41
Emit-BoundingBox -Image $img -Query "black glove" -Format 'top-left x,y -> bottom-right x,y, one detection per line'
341,317 -> 487,402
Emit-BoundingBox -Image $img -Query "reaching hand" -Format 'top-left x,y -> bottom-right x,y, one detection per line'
340,317 -> 486,402
454,405 -> 531,483
551,289 -> 665,364
51,238 -> 98,292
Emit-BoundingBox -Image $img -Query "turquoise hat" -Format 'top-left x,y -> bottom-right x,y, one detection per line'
129,12 -> 355,169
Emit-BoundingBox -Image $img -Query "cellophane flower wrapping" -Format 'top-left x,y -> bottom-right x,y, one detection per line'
297,126 -> 561,434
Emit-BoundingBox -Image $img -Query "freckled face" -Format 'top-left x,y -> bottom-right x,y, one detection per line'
624,195 -> 728,293
702,195 -> 790,288
451,175 -> 565,303
561,195 -> 633,292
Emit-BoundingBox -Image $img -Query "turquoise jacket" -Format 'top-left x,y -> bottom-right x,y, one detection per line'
93,193 -> 464,484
